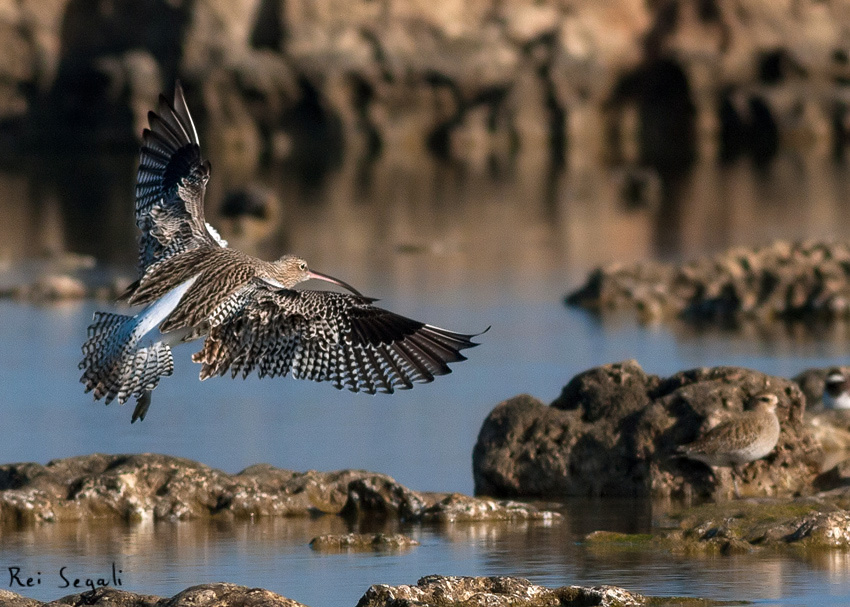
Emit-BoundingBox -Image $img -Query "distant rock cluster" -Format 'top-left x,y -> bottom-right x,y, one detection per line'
0,253 -> 130,302
567,240 -> 850,325
473,360 -> 823,499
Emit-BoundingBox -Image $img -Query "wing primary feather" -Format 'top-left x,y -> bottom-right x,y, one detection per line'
392,340 -> 434,384
157,93 -> 193,144
378,344 -> 410,390
412,330 -> 469,363
407,333 -> 453,374
399,338 -> 443,379
147,111 -> 183,147
173,81 -> 200,144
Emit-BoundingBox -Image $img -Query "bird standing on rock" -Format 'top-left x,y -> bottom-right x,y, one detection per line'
823,368 -> 850,410
80,82 -> 483,423
676,392 -> 781,496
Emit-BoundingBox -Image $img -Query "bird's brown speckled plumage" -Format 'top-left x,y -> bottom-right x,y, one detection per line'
80,82 -> 483,422
678,392 -> 781,467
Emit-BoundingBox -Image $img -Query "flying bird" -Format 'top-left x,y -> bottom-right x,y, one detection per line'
80,82 -> 483,422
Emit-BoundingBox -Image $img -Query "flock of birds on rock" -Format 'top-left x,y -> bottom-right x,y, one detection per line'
78,83 -> 850,498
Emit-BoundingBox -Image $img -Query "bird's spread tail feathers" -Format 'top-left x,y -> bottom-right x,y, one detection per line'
79,311 -> 174,407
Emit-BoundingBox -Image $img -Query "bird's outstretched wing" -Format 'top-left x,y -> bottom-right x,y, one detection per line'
135,81 -> 225,273
193,280 -> 482,393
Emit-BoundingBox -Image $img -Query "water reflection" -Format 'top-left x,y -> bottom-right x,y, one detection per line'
2,500 -> 849,605
3,147 -> 850,286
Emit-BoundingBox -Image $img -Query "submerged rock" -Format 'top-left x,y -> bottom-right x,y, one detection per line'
310,532 -> 419,551
0,453 -> 558,524
588,491 -> 850,554
567,241 -> 850,327
356,575 -> 738,607
473,361 -> 823,499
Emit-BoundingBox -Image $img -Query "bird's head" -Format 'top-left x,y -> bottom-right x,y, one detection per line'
825,368 -> 846,390
750,392 -> 779,414
267,255 -> 363,296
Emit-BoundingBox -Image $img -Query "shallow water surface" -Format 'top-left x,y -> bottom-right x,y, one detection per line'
4,150 -> 850,604
0,500 -> 845,606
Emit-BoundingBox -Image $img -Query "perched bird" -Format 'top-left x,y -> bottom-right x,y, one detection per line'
823,368 -> 850,410
677,392 -> 781,495
80,82 -> 483,423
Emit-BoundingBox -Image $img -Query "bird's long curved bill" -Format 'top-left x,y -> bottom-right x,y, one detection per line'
307,270 -> 364,297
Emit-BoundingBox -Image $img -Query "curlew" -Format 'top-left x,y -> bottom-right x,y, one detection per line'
80,82 -> 483,422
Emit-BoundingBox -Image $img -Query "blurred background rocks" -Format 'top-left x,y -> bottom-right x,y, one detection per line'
3,0 -> 850,171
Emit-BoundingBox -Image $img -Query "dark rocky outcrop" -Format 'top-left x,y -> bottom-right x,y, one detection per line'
0,453 -> 558,524
473,360 -> 823,499
567,241 -> 850,326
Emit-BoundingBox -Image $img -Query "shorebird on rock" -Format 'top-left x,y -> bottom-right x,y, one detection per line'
676,392 -> 781,496
80,82 -> 483,422
823,368 -> 850,410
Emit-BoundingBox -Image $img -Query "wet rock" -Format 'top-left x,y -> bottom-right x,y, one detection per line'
340,475 -> 428,520
3,583 -> 306,606
418,493 -> 562,523
309,532 -> 419,551
355,575 -> 732,607
473,361 -> 823,499
0,453 -> 559,524
0,589 -> 42,607
1,579 -> 733,607
567,241 -> 850,327
594,494 -> 850,554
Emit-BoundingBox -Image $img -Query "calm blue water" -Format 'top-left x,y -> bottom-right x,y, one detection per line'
1,285 -> 850,605
5,149 -> 850,605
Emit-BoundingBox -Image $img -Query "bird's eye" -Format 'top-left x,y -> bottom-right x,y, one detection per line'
299,262 -> 307,271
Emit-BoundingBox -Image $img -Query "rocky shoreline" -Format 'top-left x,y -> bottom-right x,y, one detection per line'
0,577 -> 744,607
5,1 -> 850,170
6,362 -> 850,605
0,453 -> 558,525
567,240 -> 850,327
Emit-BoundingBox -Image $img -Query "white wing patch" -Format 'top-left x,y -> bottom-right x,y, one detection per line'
205,222 -> 228,247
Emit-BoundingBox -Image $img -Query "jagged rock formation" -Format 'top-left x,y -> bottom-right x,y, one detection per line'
473,360 -> 823,499
567,241 -> 850,326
